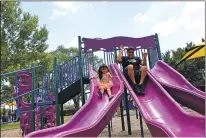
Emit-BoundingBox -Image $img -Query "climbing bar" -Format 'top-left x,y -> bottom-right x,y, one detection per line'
1,65 -> 44,77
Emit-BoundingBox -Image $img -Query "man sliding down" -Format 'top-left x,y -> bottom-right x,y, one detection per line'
117,45 -> 148,95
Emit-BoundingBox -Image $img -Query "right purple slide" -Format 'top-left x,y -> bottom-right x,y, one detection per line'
150,60 -> 205,115
114,64 -> 205,137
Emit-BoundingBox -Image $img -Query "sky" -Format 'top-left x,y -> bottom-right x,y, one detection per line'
20,1 -> 205,54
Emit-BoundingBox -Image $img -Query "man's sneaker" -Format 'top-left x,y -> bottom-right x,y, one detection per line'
139,84 -> 145,95
98,90 -> 102,99
133,84 -> 141,95
109,95 -> 114,101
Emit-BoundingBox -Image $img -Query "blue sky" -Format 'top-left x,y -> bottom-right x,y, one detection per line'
20,1 -> 205,54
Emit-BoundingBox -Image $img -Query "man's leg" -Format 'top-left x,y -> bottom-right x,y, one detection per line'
124,65 -> 140,93
127,65 -> 137,84
138,66 -> 147,94
139,66 -> 147,85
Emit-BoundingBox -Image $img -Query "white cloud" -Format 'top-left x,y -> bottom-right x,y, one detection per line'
133,2 -> 179,23
50,2 -> 79,20
151,2 -> 205,38
151,16 -> 179,37
50,9 -> 68,20
66,37 -> 78,48
168,2 -> 181,5
89,4 -> 94,9
102,1 -> 107,4
53,2 -> 79,13
134,13 -> 150,22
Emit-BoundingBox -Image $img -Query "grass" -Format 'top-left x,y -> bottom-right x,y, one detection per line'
1,121 -> 20,130
1,116 -> 71,131
1,110 -> 136,131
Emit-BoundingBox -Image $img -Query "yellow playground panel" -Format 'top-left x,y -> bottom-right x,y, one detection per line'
180,42 -> 205,62
1,101 -> 16,108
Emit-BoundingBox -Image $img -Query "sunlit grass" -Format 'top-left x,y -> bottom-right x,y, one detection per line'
1,116 -> 71,131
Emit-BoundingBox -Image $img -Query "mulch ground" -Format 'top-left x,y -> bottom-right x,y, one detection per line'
1,106 -> 201,137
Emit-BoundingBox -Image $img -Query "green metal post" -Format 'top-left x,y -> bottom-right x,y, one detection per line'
124,88 -> 132,135
31,62 -> 35,131
155,33 -> 162,60
78,36 -> 85,105
54,57 -> 60,126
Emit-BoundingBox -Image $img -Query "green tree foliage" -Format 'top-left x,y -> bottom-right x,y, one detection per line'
162,39 -> 205,88
1,1 -> 49,101
1,2 -> 49,73
50,45 -> 78,64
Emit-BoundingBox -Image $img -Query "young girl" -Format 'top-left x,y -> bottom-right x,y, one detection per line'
90,64 -> 116,100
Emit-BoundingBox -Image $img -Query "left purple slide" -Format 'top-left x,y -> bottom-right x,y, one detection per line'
25,64 -> 124,137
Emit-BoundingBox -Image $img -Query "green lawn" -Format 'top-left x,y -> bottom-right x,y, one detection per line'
1,116 -> 71,131
1,110 -> 136,131
1,121 -> 20,130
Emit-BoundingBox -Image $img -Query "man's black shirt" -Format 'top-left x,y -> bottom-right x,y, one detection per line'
122,56 -> 142,70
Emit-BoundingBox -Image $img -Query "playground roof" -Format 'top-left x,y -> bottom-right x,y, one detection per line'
82,35 -> 156,52
180,42 -> 205,62
1,101 -> 16,107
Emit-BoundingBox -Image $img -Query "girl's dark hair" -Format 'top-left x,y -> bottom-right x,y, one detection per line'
98,64 -> 109,80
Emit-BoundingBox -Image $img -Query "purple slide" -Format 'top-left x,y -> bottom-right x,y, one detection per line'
150,60 -> 205,115
25,64 -> 124,137
114,64 -> 205,137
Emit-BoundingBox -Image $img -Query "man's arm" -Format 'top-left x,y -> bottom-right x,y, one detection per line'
117,45 -> 124,64
141,57 -> 146,66
140,52 -> 148,66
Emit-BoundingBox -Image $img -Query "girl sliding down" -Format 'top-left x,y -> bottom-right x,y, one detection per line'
90,64 -> 116,100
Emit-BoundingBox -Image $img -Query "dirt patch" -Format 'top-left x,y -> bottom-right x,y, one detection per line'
1,128 -> 22,137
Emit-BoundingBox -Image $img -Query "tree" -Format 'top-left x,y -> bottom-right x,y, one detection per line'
1,1 -> 49,100
1,2 -> 49,73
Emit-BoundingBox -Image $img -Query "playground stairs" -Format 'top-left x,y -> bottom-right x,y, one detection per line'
58,77 -> 89,104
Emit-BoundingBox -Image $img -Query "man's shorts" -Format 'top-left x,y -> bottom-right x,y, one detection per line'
123,66 -> 141,84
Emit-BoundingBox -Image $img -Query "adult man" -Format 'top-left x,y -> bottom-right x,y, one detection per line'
117,45 -> 148,95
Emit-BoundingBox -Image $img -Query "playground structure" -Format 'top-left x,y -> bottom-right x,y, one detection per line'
1,34 -> 205,137
13,72 -> 56,135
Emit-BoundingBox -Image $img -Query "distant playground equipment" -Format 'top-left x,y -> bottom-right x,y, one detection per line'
1,34 -> 205,137
1,101 -> 19,124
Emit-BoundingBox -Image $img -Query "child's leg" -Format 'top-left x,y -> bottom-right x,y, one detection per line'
106,88 -> 112,97
107,88 -> 114,100
98,83 -> 105,94
99,88 -> 104,94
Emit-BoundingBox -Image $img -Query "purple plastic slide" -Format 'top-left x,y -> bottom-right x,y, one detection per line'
114,64 -> 205,137
150,60 -> 205,115
25,64 -> 124,137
